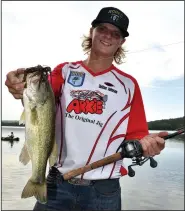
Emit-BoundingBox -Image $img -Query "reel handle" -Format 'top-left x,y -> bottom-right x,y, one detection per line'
149,157 -> 158,168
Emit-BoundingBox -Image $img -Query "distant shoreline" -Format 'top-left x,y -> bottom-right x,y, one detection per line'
0,125 -> 180,133
1,116 -> 184,131
1,124 -> 25,127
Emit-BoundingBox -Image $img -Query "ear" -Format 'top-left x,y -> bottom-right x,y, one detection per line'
120,38 -> 126,46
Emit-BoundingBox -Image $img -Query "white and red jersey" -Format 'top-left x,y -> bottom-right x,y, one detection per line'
48,61 -> 149,180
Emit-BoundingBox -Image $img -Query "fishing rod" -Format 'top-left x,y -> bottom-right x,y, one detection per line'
62,128 -> 184,180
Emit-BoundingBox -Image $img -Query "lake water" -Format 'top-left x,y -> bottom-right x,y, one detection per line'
1,126 -> 184,210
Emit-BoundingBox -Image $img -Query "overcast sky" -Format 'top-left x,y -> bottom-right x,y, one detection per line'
2,1 -> 184,121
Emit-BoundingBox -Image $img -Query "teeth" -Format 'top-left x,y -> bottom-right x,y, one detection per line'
100,41 -> 111,46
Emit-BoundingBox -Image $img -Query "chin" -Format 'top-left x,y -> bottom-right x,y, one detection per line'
95,49 -> 114,58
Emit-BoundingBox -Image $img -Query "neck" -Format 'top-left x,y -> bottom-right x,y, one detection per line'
83,51 -> 114,73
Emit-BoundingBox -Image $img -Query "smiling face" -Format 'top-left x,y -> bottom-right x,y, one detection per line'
90,23 -> 126,58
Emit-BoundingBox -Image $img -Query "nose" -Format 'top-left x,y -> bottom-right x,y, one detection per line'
104,30 -> 112,39
101,33 -> 112,42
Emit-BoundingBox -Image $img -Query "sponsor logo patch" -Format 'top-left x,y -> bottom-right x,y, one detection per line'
67,90 -> 108,114
67,71 -> 85,87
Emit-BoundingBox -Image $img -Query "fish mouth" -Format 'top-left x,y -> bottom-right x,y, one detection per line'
23,65 -> 51,89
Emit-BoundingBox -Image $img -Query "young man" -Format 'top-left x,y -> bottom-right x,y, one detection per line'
5,7 -> 167,211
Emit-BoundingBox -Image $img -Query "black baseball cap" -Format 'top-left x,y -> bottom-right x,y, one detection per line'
91,7 -> 129,37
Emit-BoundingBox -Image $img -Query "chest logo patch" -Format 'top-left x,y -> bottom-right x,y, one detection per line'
67,90 -> 108,114
67,71 -> 85,87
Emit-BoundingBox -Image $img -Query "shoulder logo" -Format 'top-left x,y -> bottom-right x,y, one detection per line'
99,82 -> 118,94
67,71 -> 85,87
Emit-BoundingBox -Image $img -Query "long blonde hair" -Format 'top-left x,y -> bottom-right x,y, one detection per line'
81,32 -> 127,65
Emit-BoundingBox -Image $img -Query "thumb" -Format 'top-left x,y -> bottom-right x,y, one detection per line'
16,68 -> 26,75
16,68 -> 26,81
157,131 -> 168,138
150,131 -> 168,138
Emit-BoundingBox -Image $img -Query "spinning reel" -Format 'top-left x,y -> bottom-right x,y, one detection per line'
119,127 -> 184,177
120,140 -> 157,177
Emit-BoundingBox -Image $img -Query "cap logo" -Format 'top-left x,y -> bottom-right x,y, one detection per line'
110,14 -> 119,22
108,9 -> 123,19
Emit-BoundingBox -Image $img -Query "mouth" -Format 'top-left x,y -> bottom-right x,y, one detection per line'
100,40 -> 112,47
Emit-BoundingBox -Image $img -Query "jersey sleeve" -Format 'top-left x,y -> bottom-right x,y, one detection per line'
48,62 -> 68,97
125,79 -> 149,140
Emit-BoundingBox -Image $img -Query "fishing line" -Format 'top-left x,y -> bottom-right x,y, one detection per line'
82,41 -> 184,63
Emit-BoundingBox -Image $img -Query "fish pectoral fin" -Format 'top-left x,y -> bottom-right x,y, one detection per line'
19,143 -> 30,165
19,109 -> 25,125
49,140 -> 58,167
21,179 -> 47,204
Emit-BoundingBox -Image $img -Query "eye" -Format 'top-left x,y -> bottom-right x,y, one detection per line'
112,31 -> 122,39
97,25 -> 107,33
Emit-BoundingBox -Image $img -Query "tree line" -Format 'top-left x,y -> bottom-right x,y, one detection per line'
147,116 -> 184,130
2,116 -> 184,130
1,120 -> 25,127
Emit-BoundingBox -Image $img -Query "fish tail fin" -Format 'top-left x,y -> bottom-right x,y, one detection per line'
21,179 -> 47,204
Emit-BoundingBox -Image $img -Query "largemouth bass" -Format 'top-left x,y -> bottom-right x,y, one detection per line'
19,66 -> 58,203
